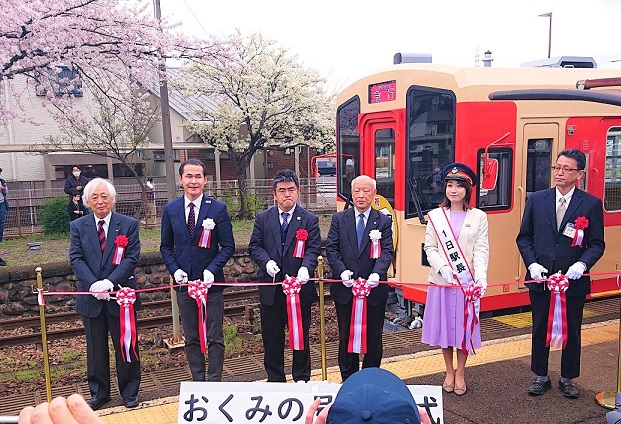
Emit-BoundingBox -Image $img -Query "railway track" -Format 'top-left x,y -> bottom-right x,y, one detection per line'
0,288 -> 261,348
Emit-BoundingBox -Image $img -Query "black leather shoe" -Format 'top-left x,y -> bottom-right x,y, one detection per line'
87,396 -> 111,410
124,396 -> 140,408
0,259 -> 7,266
559,378 -> 580,398
528,376 -> 552,395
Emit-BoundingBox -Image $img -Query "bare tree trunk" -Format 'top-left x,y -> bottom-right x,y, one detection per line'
235,158 -> 250,219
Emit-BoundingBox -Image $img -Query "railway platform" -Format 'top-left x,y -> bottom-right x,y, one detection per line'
1,297 -> 620,423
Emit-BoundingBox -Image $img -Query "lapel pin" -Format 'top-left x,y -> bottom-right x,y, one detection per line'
205,200 -> 211,204
297,216 -> 301,221
373,221 -> 377,225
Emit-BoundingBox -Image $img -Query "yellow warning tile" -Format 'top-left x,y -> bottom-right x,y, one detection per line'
493,312 -> 532,328
101,401 -> 178,424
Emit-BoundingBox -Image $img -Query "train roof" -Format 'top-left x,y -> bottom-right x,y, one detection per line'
338,63 -> 621,106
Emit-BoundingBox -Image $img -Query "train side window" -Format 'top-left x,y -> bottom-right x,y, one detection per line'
336,96 -> 361,202
604,126 -> 621,211
477,148 -> 512,210
525,138 -> 552,199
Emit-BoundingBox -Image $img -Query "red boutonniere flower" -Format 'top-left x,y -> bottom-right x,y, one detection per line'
115,234 -> 129,247
574,216 -> 589,230
293,229 -> 308,258
295,229 -> 308,241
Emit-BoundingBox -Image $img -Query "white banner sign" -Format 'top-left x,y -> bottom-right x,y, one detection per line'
177,381 -> 443,424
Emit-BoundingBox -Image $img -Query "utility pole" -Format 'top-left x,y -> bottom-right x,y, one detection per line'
538,12 -> 553,59
154,0 -> 184,351
154,0 -> 177,203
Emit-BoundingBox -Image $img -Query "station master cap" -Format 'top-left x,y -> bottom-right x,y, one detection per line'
326,367 -> 421,424
442,162 -> 478,186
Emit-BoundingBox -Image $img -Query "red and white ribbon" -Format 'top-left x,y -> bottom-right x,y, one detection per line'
282,276 -> 304,350
188,280 -> 209,353
369,229 -> 382,259
37,288 -> 46,306
198,218 -> 215,248
348,278 -> 371,354
546,272 -> 569,349
571,216 -> 589,248
116,287 -> 138,363
112,235 -> 128,265
293,229 -> 308,258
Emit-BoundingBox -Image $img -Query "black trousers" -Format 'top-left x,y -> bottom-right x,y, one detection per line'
530,290 -> 586,379
334,299 -> 386,382
82,306 -> 140,401
177,290 -> 225,381
260,291 -> 312,382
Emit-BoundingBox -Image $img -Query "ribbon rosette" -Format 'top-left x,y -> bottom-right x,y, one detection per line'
461,284 -> 481,356
464,284 -> 482,302
116,287 -> 138,362
198,218 -> 216,248
571,216 -> 589,248
282,276 -> 304,350
369,229 -> 382,259
348,278 -> 371,354
112,235 -> 128,265
293,229 -> 308,258
546,272 -> 570,349
188,280 -> 210,353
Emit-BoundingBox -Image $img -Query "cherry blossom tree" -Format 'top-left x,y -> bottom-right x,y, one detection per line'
0,0 -> 228,126
177,31 -> 335,218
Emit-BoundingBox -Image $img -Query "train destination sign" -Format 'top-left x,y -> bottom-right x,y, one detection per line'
368,80 -> 396,103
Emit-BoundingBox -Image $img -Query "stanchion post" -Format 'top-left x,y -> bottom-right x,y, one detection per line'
317,256 -> 327,381
164,275 -> 185,351
36,267 -> 52,402
595,264 -> 621,409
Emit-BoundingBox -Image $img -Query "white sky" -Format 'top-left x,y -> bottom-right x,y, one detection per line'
160,0 -> 621,91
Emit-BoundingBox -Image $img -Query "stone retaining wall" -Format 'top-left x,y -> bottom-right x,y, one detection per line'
0,249 -> 333,319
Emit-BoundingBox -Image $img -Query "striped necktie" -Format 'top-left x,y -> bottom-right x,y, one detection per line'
97,220 -> 106,253
188,203 -> 196,238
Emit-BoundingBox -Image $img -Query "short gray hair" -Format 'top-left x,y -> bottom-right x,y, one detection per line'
83,178 -> 117,207
351,175 -> 376,190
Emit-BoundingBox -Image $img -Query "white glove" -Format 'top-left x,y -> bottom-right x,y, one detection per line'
566,262 -> 587,280
297,266 -> 310,284
439,266 -> 456,285
203,269 -> 214,289
367,273 -> 380,288
341,270 -> 354,287
266,260 -> 280,278
173,269 -> 188,284
476,279 -> 487,297
528,263 -> 548,281
90,279 -> 113,300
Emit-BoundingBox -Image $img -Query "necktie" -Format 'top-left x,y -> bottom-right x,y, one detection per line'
281,212 -> 289,232
556,197 -> 567,230
357,214 -> 365,249
188,203 -> 196,238
97,220 -> 106,252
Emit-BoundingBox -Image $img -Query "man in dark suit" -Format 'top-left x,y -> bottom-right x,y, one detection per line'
160,159 -> 235,381
70,178 -> 141,410
326,175 -> 394,381
249,169 -> 321,382
517,148 -> 605,398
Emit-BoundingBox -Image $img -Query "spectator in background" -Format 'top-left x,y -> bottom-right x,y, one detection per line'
64,165 -> 89,212
145,178 -> 156,225
0,167 -> 8,245
68,194 -> 86,222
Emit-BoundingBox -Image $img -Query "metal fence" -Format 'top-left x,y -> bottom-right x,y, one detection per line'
4,177 -> 336,238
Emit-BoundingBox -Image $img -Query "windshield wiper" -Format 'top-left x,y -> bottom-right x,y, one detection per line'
407,178 -> 427,224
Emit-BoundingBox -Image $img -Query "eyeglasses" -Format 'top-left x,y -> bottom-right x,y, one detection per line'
551,166 -> 579,173
276,187 -> 297,194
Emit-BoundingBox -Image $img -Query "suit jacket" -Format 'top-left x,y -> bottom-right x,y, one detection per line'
249,205 -> 320,306
160,195 -> 235,294
424,207 -> 489,284
326,208 -> 394,306
516,187 -> 605,296
70,212 -> 141,318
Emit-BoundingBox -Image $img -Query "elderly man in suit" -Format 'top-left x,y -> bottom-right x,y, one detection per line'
161,159 -> 235,382
326,175 -> 394,381
70,178 -> 141,410
249,169 -> 321,382
517,148 -> 605,398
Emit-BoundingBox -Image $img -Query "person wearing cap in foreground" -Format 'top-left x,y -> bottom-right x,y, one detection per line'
517,149 -> 604,398
304,367 -> 431,424
421,162 -> 489,396
326,175 -> 394,382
